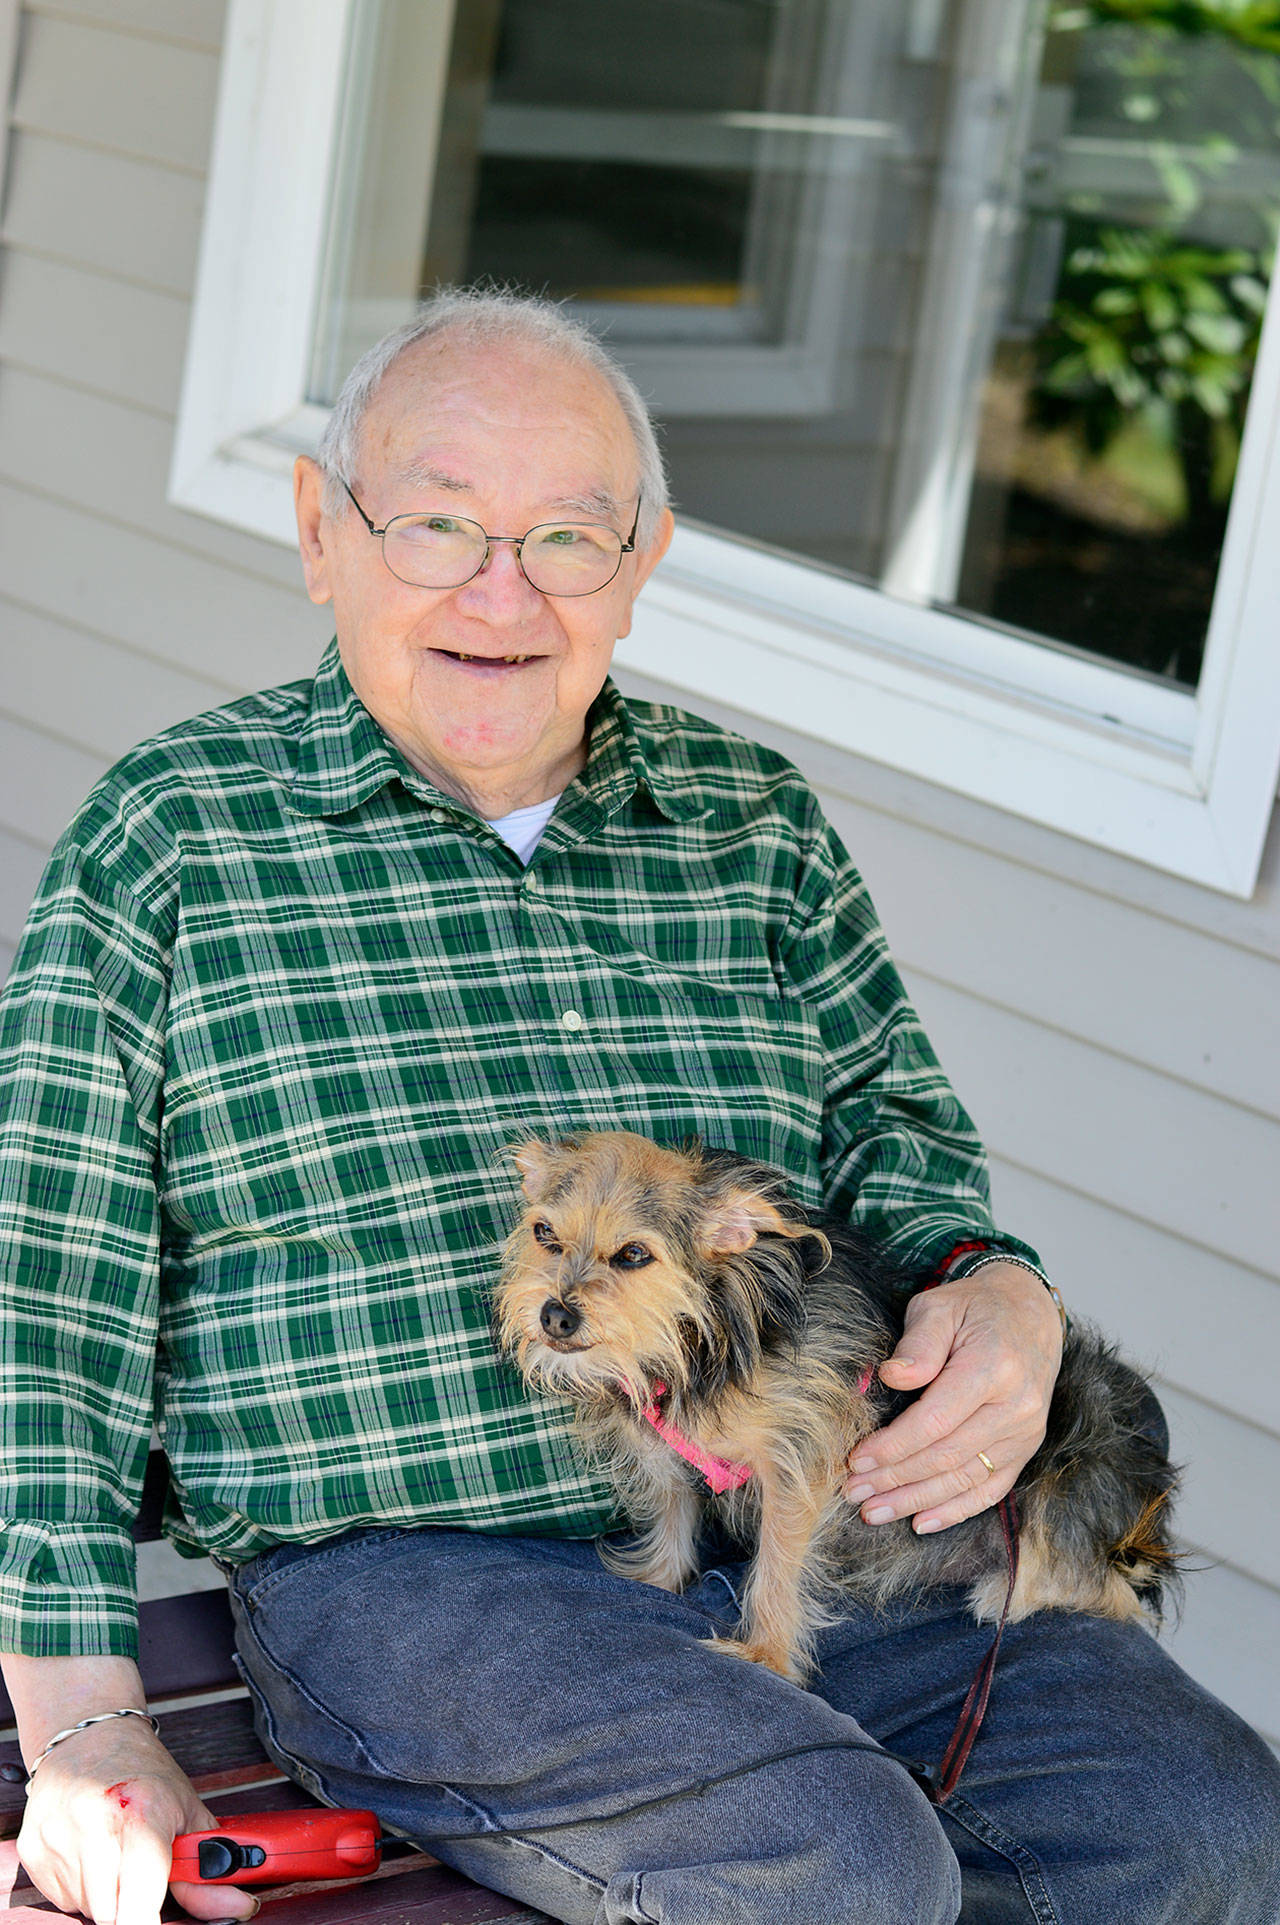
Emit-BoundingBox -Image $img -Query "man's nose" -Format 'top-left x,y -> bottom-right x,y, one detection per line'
540,1298 -> 582,1340
455,537 -> 541,608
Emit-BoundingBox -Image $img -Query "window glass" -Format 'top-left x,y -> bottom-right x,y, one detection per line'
310,0 -> 1280,690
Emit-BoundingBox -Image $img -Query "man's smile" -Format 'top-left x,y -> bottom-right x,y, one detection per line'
432,648 -> 544,670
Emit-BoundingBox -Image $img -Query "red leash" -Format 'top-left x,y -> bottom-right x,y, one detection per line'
926,1492 -> 1021,1804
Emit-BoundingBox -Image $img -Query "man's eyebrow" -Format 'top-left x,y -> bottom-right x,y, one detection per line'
397,464 -> 625,524
548,487 -> 625,522
399,461 -> 472,494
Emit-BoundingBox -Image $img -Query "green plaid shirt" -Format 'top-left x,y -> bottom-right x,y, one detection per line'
0,642 -> 1036,1656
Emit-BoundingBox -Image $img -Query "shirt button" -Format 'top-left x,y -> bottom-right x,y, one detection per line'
560,1009 -> 584,1032
524,871 -> 540,891
429,807 -> 449,824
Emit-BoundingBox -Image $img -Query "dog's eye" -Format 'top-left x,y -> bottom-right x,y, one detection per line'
610,1242 -> 654,1270
531,1219 -> 562,1252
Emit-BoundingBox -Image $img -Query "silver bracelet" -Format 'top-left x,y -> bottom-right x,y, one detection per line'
25,1708 -> 160,1789
946,1252 -> 1070,1338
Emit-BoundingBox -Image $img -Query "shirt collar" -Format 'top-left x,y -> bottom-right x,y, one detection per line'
288,640 -> 705,825
573,678 -> 707,825
288,641 -> 406,817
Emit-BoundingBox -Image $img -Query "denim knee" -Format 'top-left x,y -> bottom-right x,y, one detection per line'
1060,1668 -> 1280,1925
1168,1704 -> 1280,1923
598,1752 -> 960,1925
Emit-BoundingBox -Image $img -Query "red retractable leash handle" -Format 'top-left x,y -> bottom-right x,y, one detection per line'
170,1808 -> 382,1885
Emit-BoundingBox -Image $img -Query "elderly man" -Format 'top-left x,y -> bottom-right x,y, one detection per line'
2,290 -> 1277,1925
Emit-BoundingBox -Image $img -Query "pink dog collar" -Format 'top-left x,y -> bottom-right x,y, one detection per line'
628,1364 -> 877,1495
638,1381 -> 753,1493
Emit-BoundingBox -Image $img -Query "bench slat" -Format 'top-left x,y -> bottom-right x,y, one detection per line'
0,1841 -> 544,1924
225,1863 -> 544,1925
136,1590 -> 239,1699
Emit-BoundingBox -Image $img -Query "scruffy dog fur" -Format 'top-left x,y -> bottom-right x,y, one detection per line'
496,1130 -> 1179,1682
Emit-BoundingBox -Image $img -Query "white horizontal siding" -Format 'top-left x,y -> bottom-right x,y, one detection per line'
0,712 -> 109,850
0,248 -> 188,411
990,1161 -> 1279,1445
0,5 -> 19,205
828,801 -> 1280,1121
898,969 -> 1280,1277
11,12 -> 219,169
0,600 -> 234,759
1161,1388 -> 1280,1594
0,362 -> 303,586
1,0 -> 1278,1759
1160,1559 -> 1280,1752
24,0 -> 224,49
874,747 -> 1280,962
0,479 -> 331,688
0,830 -> 47,950
0,3 -> 327,947
136,1539 -> 226,1602
3,128 -> 206,294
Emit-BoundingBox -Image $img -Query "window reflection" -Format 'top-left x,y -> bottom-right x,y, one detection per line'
458,0 -> 775,322
956,5 -> 1280,684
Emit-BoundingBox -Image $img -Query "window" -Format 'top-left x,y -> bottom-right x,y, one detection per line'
171,0 -> 1280,895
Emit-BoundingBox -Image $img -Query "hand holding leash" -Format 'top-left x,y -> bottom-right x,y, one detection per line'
842,1261 -> 1064,1533
13,1668 -> 259,1925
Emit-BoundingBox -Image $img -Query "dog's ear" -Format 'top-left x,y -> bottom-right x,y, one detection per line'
509,1138 -> 560,1201
697,1188 -> 794,1257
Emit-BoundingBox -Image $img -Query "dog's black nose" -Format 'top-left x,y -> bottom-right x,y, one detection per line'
540,1298 -> 581,1340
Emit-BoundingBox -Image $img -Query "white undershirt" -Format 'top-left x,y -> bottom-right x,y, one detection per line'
485,793 -> 562,865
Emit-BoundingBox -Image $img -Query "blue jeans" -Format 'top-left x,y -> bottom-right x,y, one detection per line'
226,1526 -> 1280,1924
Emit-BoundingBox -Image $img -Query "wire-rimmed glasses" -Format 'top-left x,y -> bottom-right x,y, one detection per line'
341,481 -> 640,597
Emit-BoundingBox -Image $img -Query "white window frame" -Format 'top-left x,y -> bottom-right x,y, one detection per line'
170,0 -> 1280,898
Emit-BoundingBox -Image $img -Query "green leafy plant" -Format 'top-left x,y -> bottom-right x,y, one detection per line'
1032,4 -> 1279,531
1034,227 -> 1269,518
1051,1 -> 1280,57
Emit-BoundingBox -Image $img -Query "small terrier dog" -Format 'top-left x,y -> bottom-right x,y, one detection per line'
496,1129 -> 1178,1682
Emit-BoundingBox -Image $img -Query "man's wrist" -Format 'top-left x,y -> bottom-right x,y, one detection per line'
25,1708 -> 161,1787
0,1651 -> 148,1767
925,1247 -> 1070,1338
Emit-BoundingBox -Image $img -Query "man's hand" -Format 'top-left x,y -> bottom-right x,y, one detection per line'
17,1712 -> 258,1925
842,1261 -> 1064,1532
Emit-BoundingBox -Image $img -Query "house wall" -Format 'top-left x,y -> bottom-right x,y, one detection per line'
1,0 -> 1277,1745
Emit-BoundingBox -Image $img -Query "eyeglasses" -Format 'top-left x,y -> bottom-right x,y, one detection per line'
341,481 -> 640,597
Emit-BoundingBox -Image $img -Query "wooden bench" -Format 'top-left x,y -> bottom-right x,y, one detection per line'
0,1456 -> 546,1925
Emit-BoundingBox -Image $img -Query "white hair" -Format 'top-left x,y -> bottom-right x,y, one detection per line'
316,286 -> 669,551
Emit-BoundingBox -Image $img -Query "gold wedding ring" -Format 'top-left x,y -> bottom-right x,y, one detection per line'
976,1451 -> 996,1478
